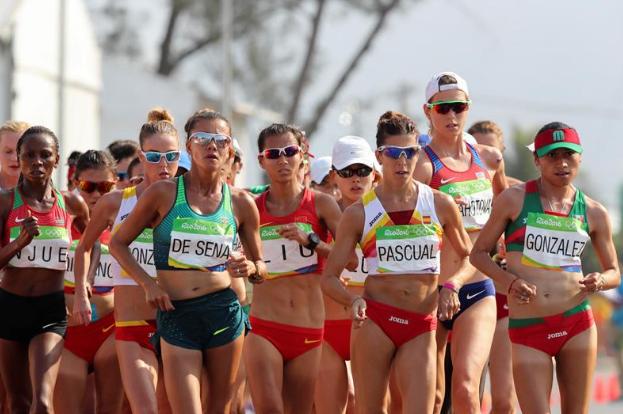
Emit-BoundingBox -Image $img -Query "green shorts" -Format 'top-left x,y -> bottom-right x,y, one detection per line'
157,288 -> 248,350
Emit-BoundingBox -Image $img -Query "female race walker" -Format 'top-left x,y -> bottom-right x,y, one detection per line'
322,111 -> 471,413
0,126 -> 88,413
110,109 -> 265,414
0,121 -> 28,190
244,123 -> 344,414
71,109 -> 179,414
314,135 -> 376,414
470,122 -> 619,414
414,72 -> 507,414
55,150 -> 123,414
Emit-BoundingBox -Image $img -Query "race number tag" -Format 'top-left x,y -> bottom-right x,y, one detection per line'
375,225 -> 440,274
10,226 -> 69,270
168,218 -> 233,270
440,179 -> 493,231
261,223 -> 317,278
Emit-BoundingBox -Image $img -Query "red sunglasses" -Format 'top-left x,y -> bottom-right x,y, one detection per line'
77,180 -> 115,194
426,100 -> 471,115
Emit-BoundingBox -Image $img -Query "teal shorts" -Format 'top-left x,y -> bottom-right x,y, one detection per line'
157,288 -> 248,350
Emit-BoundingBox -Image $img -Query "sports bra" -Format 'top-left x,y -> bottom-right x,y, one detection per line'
256,188 -> 328,279
4,187 -> 72,270
424,143 -> 492,231
153,176 -> 237,272
360,181 -> 443,276
505,180 -> 589,273
112,186 -> 156,286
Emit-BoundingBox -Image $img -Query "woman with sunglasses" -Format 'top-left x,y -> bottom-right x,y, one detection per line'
314,136 -> 376,414
245,123 -> 343,414
321,111 -> 470,413
55,150 -> 124,414
110,108 -> 264,414
413,72 -> 507,414
0,126 -> 89,413
471,123 -> 619,414
70,109 -> 179,414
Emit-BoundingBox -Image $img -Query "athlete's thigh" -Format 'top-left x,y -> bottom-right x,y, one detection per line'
243,333 -> 285,413
511,343 -> 553,414
488,317 -> 516,410
203,334 -> 244,411
115,340 -> 159,399
314,343 -> 348,414
53,348 -> 88,414
93,334 -> 124,413
555,324 -> 597,414
350,319 -> 394,414
282,345 -> 322,414
160,339 -> 203,414
433,325 -> 449,414
28,333 -> 64,397
393,331 -> 436,414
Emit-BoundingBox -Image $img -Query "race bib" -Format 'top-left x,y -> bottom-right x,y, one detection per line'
122,228 -> 156,278
375,225 -> 440,274
440,178 -> 492,230
10,226 -> 70,270
261,223 -> 317,278
522,213 -> 588,272
344,246 -> 368,286
65,241 -> 116,287
168,218 -> 233,270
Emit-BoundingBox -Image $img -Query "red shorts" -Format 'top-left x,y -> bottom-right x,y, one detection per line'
496,293 -> 509,320
324,319 -> 352,361
249,316 -> 324,361
365,298 -> 437,348
64,312 -> 116,365
115,320 -> 157,353
508,301 -> 594,357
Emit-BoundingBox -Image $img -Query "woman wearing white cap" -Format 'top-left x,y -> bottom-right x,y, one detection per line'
414,72 -> 507,413
310,156 -> 340,199
322,112 -> 471,413
471,122 -> 619,413
314,136 -> 376,414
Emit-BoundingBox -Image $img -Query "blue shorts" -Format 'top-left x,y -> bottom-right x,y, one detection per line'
440,279 -> 496,330
157,288 -> 249,350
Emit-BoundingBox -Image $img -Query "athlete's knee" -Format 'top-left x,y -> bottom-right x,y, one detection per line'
452,378 -> 479,409
30,396 -> 54,414
491,396 -> 515,414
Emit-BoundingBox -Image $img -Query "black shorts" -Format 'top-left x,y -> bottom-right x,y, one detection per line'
0,288 -> 67,343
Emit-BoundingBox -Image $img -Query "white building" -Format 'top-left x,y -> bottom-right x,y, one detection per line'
0,0 -> 101,188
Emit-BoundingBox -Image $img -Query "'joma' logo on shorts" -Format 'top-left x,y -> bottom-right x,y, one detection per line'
388,316 -> 409,325
547,330 -> 567,340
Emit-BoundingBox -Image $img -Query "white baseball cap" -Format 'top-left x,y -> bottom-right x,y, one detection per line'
331,135 -> 375,170
310,156 -> 332,184
425,71 -> 469,102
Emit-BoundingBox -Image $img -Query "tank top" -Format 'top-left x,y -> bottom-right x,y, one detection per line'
153,176 -> 237,272
65,230 -> 114,294
424,143 -> 493,231
360,182 -> 442,276
112,186 -> 156,286
4,187 -> 72,270
256,188 -> 328,279
505,180 -> 589,273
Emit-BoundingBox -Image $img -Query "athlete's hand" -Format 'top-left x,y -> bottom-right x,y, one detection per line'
351,296 -> 367,328
345,251 -> 358,272
509,277 -> 537,304
144,280 -> 175,311
277,224 -> 308,246
15,210 -> 39,248
72,290 -> 92,326
452,195 -> 468,207
438,287 -> 460,321
579,272 -> 605,293
227,251 -> 254,278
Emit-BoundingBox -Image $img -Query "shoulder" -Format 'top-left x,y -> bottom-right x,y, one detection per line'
431,188 -> 455,210
144,179 -> 177,197
341,201 -> 365,228
97,189 -> 124,210
62,191 -> 88,215
413,149 -> 434,183
495,183 -> 526,209
583,194 -> 609,223
230,186 -> 257,210
0,189 -> 13,219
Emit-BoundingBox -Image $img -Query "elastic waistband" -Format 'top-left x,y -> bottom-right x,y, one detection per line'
115,319 -> 156,328
171,287 -> 236,307
324,319 -> 352,328
365,297 -> 434,319
249,316 -> 323,334
0,287 -> 64,301
509,300 -> 590,329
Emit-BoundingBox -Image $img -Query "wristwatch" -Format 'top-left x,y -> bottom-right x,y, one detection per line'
305,232 -> 320,251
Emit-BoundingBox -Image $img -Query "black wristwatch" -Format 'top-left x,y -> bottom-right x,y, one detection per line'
305,232 -> 321,251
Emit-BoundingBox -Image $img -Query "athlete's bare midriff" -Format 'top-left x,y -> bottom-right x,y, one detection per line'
113,285 -> 156,321
157,269 -> 231,300
364,274 -> 438,314
506,252 -> 586,318
251,273 -> 325,328
324,285 -> 364,320
439,230 -> 486,285
1,267 -> 64,296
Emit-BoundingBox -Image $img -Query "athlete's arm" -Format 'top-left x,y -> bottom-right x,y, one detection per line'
580,198 -> 620,292
321,203 -> 366,324
412,152 -> 433,185
434,191 -> 471,320
0,190 -> 33,269
229,188 -> 266,281
72,191 -> 120,325
63,191 -> 90,233
110,181 -> 175,311
470,186 -> 536,301
478,145 -> 507,196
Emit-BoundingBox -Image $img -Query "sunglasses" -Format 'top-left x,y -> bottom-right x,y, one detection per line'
260,145 -> 301,160
334,166 -> 373,178
426,100 -> 471,115
143,150 -> 180,164
377,145 -> 420,160
116,172 -> 128,181
189,132 -> 232,148
78,180 -> 115,194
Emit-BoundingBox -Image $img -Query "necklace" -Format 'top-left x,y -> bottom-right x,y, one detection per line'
539,179 -> 575,215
